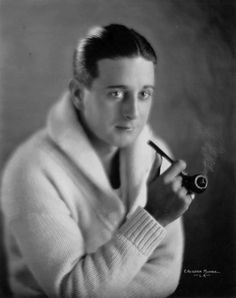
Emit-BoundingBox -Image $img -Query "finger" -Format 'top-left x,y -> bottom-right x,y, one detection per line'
177,188 -> 192,211
177,187 -> 188,198
186,193 -> 194,208
171,176 -> 182,192
163,160 -> 187,183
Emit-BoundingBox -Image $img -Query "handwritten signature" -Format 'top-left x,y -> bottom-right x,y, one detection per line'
184,269 -> 221,278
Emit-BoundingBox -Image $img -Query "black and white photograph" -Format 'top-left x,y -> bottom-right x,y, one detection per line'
0,1 -> 235,297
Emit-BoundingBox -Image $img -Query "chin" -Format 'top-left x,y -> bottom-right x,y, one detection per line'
112,135 -> 139,148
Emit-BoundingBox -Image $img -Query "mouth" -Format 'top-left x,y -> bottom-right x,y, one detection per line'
115,125 -> 134,132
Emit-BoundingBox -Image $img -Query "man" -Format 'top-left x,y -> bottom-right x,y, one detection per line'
1,24 -> 193,297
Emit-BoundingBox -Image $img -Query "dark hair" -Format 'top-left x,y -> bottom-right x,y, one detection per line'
73,24 -> 157,88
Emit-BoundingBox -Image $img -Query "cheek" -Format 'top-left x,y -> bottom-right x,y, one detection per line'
140,102 -> 152,120
88,97 -> 112,115
86,102 -> 113,128
95,101 -> 120,122
85,100 -> 101,119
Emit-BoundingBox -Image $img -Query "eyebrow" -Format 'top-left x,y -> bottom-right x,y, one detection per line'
106,85 -> 155,89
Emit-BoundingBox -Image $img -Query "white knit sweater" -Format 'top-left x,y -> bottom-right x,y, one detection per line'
1,93 -> 184,298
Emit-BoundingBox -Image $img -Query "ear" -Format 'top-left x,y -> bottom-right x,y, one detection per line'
69,79 -> 85,111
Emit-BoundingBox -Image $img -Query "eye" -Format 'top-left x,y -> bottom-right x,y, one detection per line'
139,89 -> 153,100
108,90 -> 124,100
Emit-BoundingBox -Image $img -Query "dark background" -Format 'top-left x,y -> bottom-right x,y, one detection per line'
0,0 -> 235,297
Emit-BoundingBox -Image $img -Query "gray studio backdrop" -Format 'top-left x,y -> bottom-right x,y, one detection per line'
0,0 -> 235,297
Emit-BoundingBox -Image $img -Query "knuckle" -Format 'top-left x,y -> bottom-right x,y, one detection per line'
176,159 -> 186,170
171,184 -> 177,192
179,194 -> 187,203
177,187 -> 187,198
172,181 -> 181,193
176,176 -> 182,184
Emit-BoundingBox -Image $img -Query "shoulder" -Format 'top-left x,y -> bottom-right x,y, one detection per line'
1,129 -> 69,220
3,130 -> 51,175
1,129 -> 60,198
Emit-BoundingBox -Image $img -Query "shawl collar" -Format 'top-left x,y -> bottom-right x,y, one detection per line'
46,92 -> 156,215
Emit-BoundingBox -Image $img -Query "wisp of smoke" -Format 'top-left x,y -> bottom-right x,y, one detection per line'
200,127 -> 225,175
202,142 -> 218,174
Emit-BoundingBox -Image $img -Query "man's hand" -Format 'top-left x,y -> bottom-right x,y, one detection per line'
146,160 -> 194,227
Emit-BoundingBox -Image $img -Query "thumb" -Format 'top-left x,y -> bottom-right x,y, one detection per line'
162,160 -> 186,183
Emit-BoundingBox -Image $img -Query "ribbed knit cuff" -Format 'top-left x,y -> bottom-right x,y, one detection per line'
118,206 -> 166,256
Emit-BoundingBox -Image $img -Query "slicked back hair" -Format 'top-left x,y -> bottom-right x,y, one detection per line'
73,24 -> 157,88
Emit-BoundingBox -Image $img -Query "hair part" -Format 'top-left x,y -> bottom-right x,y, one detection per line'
73,24 -> 158,88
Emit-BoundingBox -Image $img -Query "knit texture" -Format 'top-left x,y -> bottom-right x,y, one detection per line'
1,92 -> 184,298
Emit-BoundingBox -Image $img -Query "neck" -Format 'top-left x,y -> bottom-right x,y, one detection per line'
91,137 -> 117,164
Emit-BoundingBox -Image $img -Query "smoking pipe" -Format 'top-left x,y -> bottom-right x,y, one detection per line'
148,140 -> 208,194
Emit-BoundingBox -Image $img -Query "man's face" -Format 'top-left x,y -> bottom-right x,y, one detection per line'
80,57 -> 155,149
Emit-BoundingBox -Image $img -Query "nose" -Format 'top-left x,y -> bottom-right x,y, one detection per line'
121,96 -> 139,120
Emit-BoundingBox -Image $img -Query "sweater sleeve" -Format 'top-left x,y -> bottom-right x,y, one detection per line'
117,217 -> 184,298
2,162 -> 167,298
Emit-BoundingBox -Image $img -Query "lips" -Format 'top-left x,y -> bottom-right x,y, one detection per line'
115,125 -> 134,131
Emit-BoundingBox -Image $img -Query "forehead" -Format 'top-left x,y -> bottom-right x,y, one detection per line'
93,57 -> 155,88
